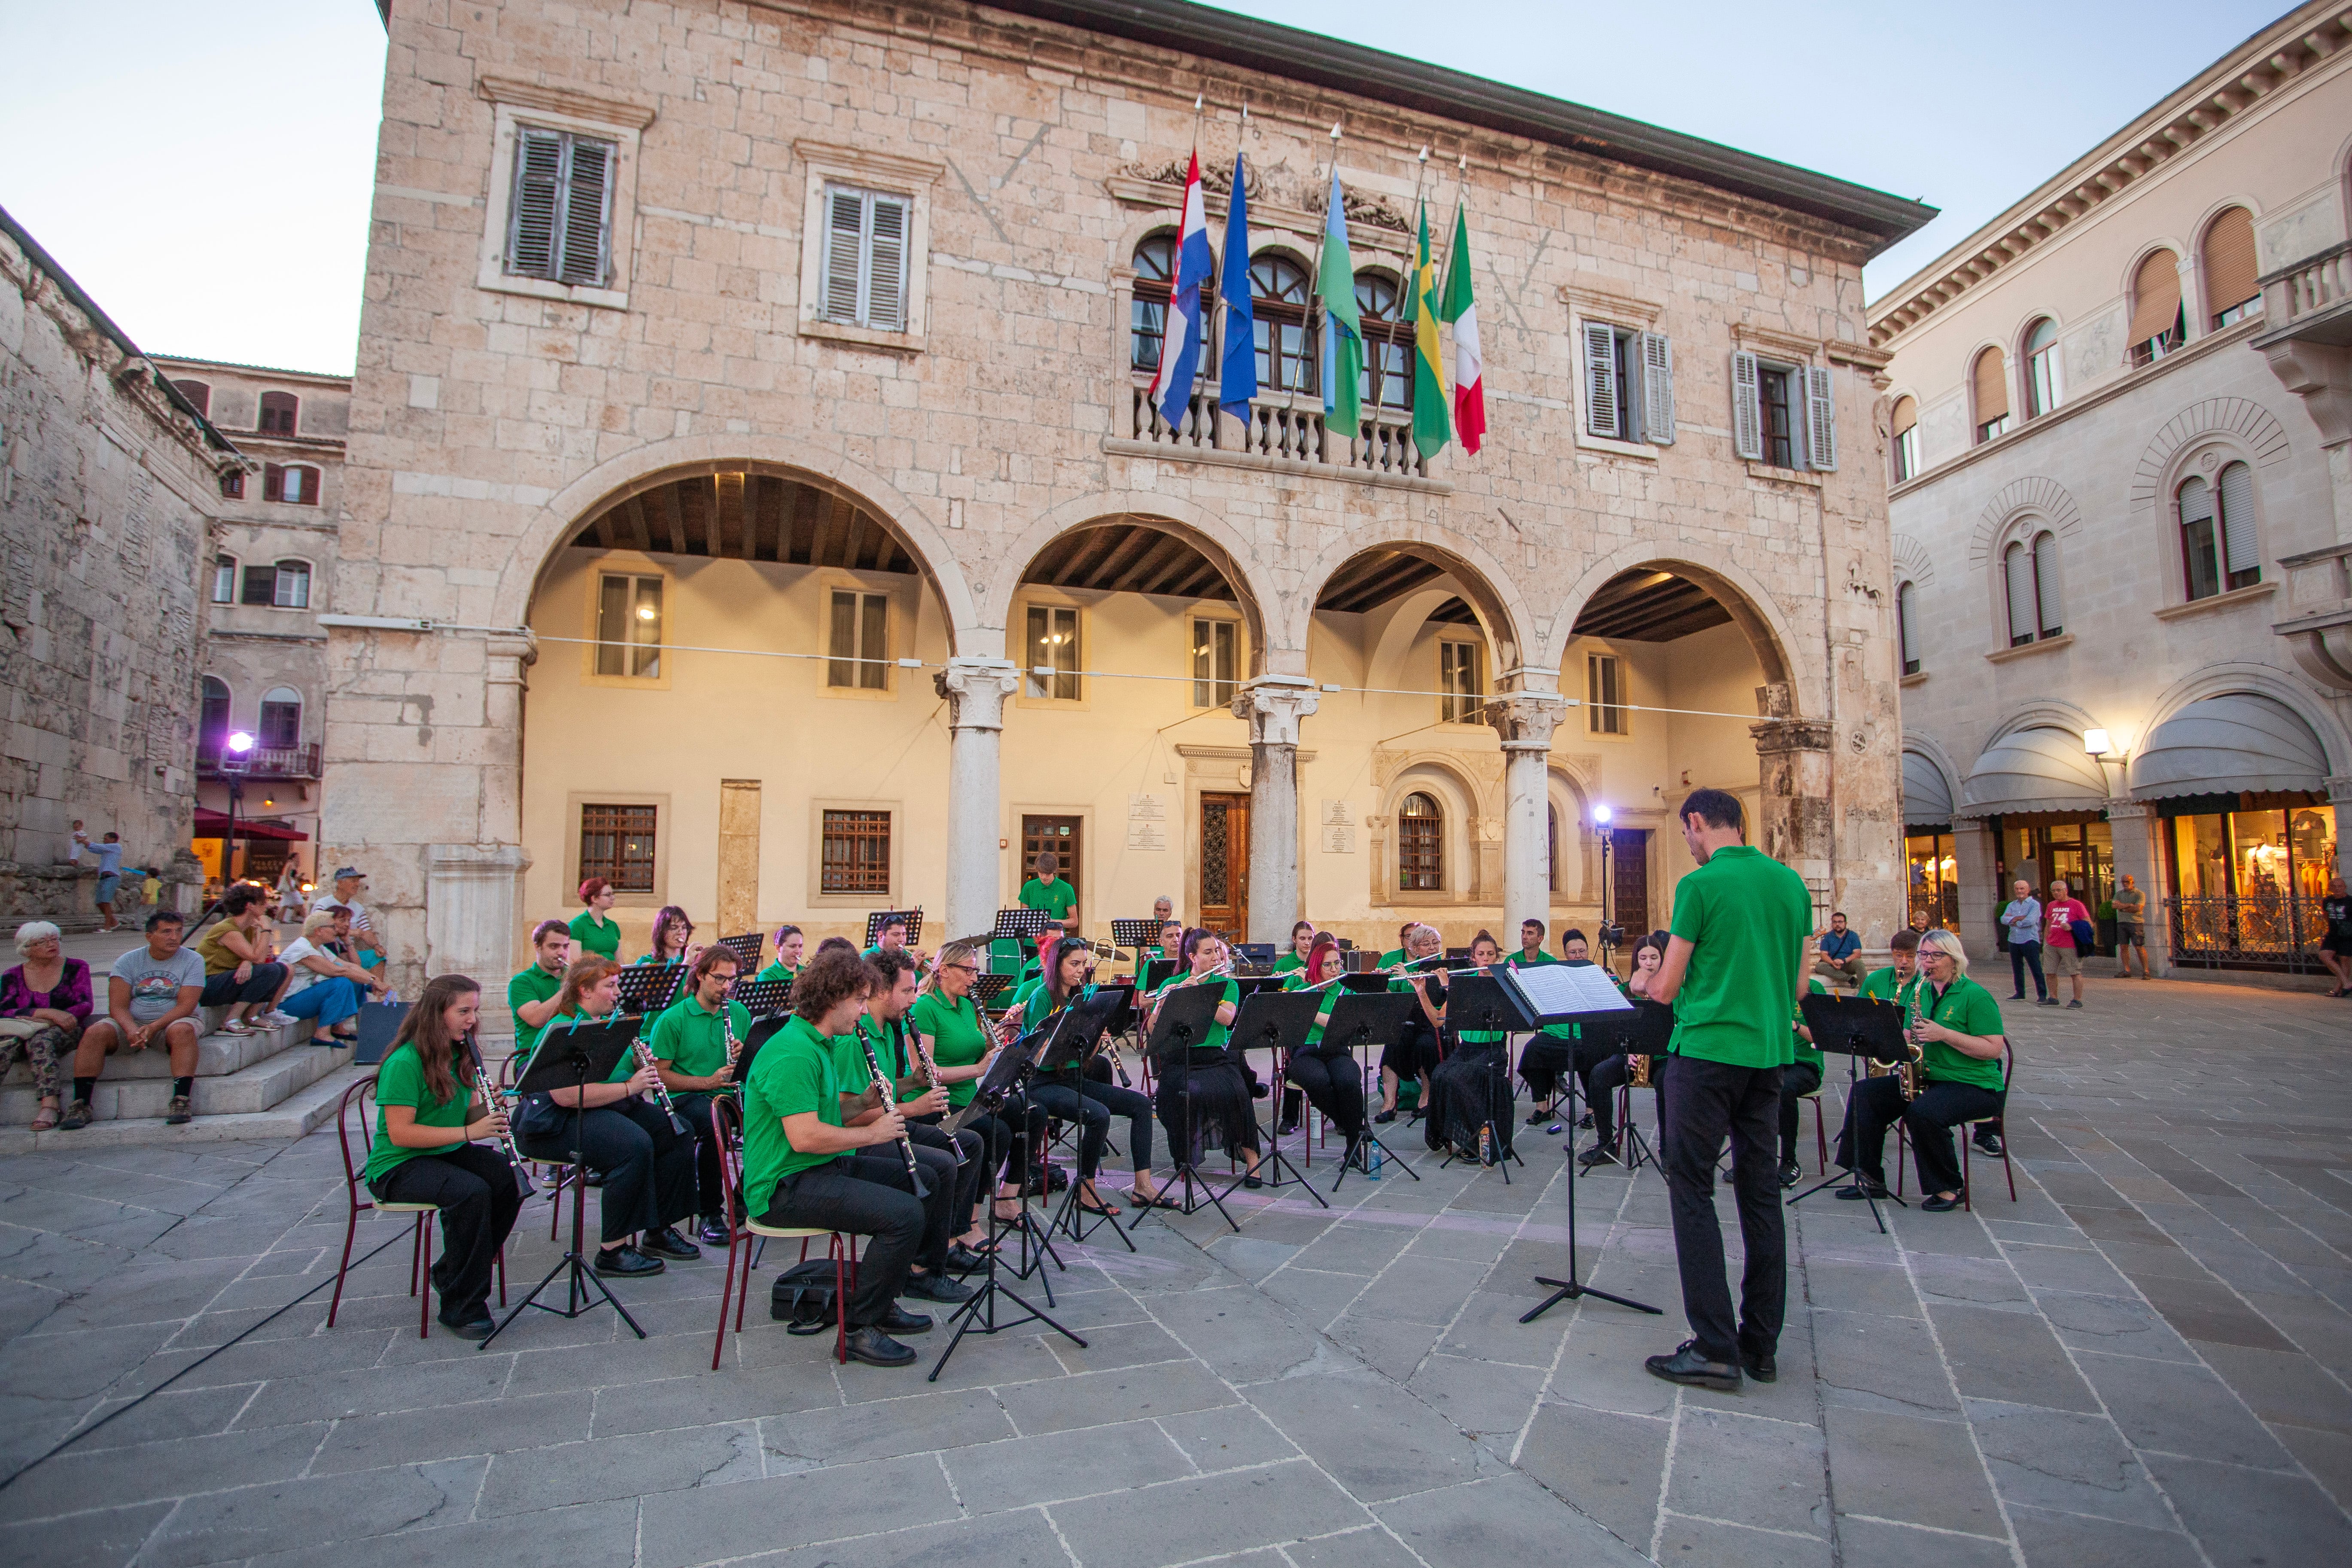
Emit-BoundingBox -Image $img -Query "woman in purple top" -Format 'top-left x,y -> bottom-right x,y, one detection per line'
1,920 -> 92,1130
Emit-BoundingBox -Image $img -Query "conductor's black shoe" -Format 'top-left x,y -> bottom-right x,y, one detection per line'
874,1304 -> 933,1336
1576,1143 -> 1619,1169
696,1216 -> 732,1246
1742,1349 -> 1777,1383
640,1227 -> 700,1261
438,1311 -> 497,1341
594,1245 -> 663,1277
1973,1128 -> 2005,1156
1778,1159 -> 1802,1189
1645,1340 -> 1742,1392
583,1170 -> 605,1187
902,1271 -> 975,1304
1720,1166 -> 1737,1186
1835,1177 -> 1890,1201
1251,1083 -> 1271,1100
1373,1108 -> 1397,1124
843,1326 -> 918,1367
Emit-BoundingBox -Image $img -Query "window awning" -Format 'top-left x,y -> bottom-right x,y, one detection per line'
2129,695 -> 2331,802
193,809 -> 309,842
1959,726 -> 2109,818
1903,750 -> 1953,827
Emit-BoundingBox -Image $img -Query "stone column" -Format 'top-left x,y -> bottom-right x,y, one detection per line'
1751,717 -> 1836,919
2104,799 -> 2166,977
2331,777 -> 2352,888
427,844 -> 533,990
1488,693 -> 1565,937
1953,818 -> 1999,949
1230,675 -> 1319,947
936,658 -> 1021,940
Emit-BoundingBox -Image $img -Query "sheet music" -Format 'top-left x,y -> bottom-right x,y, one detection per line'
1507,963 -> 1634,1021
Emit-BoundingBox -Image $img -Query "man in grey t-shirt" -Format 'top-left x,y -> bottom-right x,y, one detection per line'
64,910 -> 208,1130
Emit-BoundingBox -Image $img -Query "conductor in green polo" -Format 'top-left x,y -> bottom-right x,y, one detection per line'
1646,788 -> 1813,1394
1019,850 -> 1078,940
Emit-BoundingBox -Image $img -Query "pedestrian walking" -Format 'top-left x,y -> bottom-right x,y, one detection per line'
1999,880 -> 2045,1003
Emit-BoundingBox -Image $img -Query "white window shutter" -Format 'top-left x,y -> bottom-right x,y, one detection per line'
2217,462 -> 2259,577
509,129 -> 564,278
867,195 -> 909,331
1804,365 -> 1838,470
557,138 -> 611,287
1640,331 -> 1674,445
2004,544 -> 2035,644
2033,532 -> 2063,636
1730,350 -> 1763,460
1582,322 -> 1619,439
823,190 -> 866,323
2176,475 -> 2212,527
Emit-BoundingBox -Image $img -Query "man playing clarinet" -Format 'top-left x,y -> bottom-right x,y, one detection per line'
645,945 -> 749,1246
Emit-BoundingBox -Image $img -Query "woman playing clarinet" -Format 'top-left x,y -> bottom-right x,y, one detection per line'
1145,929 -> 1263,1188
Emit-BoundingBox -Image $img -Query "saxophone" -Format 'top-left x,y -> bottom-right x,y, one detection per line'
1886,983 -> 1923,1102
1627,1050 -> 1651,1089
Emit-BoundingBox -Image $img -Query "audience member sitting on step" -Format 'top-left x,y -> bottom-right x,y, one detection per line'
193,885 -> 292,1035
1,920 -> 91,1130
277,908 -> 388,1045
64,910 -> 207,1129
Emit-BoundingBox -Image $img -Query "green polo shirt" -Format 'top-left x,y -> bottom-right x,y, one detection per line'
1916,975 -> 2007,1091
1280,971 -> 1338,1050
569,910 -> 621,961
1856,965 -> 1917,1006
648,992 -> 749,1081
1019,877 -> 1076,923
1150,974 -> 1239,1051
741,1014 -> 846,1217
838,1015 -> 928,1105
507,962 -> 563,1060
1378,948 -> 1406,968
1792,979 -> 1826,1072
1665,844 -> 1811,1069
365,1042 -> 472,1185
1273,952 -> 1306,976
911,990 -> 991,1108
753,960 -> 797,988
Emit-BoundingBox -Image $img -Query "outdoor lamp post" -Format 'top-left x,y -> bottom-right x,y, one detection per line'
1594,804 -> 1618,954
223,731 -> 254,882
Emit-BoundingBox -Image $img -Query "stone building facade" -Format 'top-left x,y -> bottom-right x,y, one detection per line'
1871,0 -> 2352,981
154,357 -> 351,889
330,0 -> 1929,986
0,207 -> 238,921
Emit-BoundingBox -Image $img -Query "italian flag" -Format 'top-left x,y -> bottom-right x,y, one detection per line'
1442,203 -> 1485,455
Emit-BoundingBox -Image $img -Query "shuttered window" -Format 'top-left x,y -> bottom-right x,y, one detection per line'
1972,348 -> 2009,442
1585,324 -> 1674,445
263,464 -> 316,505
271,560 -> 311,609
507,128 -> 614,289
1641,332 -> 1675,445
1890,396 -> 1920,483
820,185 -> 911,332
1439,641 -> 1483,725
1897,582 -> 1920,676
2178,476 -> 2219,601
1587,653 -> 1627,735
2202,208 -> 2260,328
1802,366 -> 1837,470
2128,250 -> 2183,365
2003,543 -> 2036,647
2023,319 -> 2061,418
2216,460 -> 2260,589
1583,323 -> 1622,439
2032,532 -> 2062,638
1730,350 -> 1764,461
827,590 -> 890,691
258,392 -> 299,435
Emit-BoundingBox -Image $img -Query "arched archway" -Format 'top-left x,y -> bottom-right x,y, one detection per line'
1296,532 -> 1532,676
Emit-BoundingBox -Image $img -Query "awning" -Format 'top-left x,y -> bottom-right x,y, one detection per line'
1959,726 -> 2109,817
193,809 -> 308,841
1902,750 -> 1953,827
2130,694 -> 2331,801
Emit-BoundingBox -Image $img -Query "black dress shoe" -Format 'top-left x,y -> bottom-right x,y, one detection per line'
1835,1177 -> 1890,1201
639,1227 -> 700,1261
1743,1349 -> 1777,1383
1576,1143 -> 1619,1170
843,1325 -> 918,1367
1277,1120 -> 1299,1136
594,1245 -> 663,1277
696,1216 -> 732,1246
1922,1193 -> 1965,1212
1525,1106 -> 1554,1126
874,1303 -> 933,1336
1241,1172 -> 1264,1189
1778,1159 -> 1802,1189
1373,1108 -> 1397,1124
1645,1340 -> 1742,1391
438,1312 -> 497,1341
903,1271 -> 975,1304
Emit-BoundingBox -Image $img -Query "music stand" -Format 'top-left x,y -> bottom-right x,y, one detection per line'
864,909 -> 924,949
733,1013 -> 791,1084
1225,990 -> 1331,1208
1316,992 -> 1425,1190
1033,991 -> 1139,1250
351,1001 -> 411,1066
1437,975 -> 1536,1181
1608,1002 -> 1675,1178
727,977 -> 792,1017
994,907 -> 1058,950
1140,957 -> 1181,995
1109,919 -> 1162,956
1139,981 -> 1247,1231
614,963 -> 683,1022
483,1018 -> 648,1347
969,973 -> 1016,1013
1786,993 -> 1913,1233
715,932 -> 764,969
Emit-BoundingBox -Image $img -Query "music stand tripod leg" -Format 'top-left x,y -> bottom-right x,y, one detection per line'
928,1184 -> 1086,1382
1521,1071 -> 1663,1324
481,1070 -> 647,1347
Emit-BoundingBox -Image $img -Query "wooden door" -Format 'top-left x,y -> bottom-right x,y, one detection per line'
1021,815 -> 1082,906
1611,829 -> 1651,938
1199,793 -> 1249,938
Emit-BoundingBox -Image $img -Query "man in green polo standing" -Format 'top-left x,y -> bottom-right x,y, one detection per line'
1019,851 -> 1078,938
1646,788 -> 1812,1392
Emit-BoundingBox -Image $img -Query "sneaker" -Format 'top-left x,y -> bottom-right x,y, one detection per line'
843,1325 -> 918,1367
594,1245 -> 663,1277
639,1226 -> 700,1262
164,1094 -> 193,1126
2065,999 -> 2083,1009
1779,1159 -> 1802,1189
2036,997 -> 2060,1007
1973,1128 -> 2005,1157
58,1099 -> 94,1131
259,1011 -> 299,1027
438,1312 -> 497,1341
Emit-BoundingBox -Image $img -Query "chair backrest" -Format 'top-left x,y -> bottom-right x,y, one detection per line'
334,1077 -> 379,1201
713,1094 -> 746,1228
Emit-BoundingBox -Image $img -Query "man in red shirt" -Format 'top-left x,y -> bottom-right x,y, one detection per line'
2042,879 -> 2093,1010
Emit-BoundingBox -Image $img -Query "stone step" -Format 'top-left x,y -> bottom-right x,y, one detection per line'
0,1060 -> 370,1153
0,1013 -> 352,1125
0,1012 -> 325,1088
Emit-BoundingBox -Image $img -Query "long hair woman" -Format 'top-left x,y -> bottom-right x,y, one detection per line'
1146,929 -> 1262,1187
642,906 -> 699,967
363,974 -> 523,1339
1279,935 -> 1367,1160
912,938 -> 1023,1232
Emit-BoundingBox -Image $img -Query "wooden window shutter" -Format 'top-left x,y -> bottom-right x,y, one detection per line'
823,189 -> 866,323
173,380 -> 210,417
1890,395 -> 1917,437
2128,250 -> 2182,344
2217,461 -> 2259,577
1730,350 -> 1763,460
262,463 -> 285,502
241,563 -> 277,606
1639,332 -> 1675,445
1803,366 -> 1837,470
509,128 -> 564,279
1972,348 -> 2008,423
866,195 -> 908,330
1582,322 -> 1619,438
2201,209 -> 2258,321
2003,544 -> 2034,645
2033,532 -> 2062,636
557,138 -> 612,287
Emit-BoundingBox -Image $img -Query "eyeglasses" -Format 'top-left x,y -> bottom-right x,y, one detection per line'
943,962 -> 978,975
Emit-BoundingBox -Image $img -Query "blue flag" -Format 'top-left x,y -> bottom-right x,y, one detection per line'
1217,150 -> 1256,418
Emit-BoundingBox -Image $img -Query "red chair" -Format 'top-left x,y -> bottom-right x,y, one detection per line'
709,1096 -> 852,1368
1896,1044 -> 2017,1210
329,1077 -> 506,1337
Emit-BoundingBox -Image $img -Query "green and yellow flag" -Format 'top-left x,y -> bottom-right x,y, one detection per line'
1410,202 -> 1451,460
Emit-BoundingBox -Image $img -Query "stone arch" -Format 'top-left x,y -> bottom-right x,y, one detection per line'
1295,528 -> 1533,676
498,435 -> 979,647
2129,398 -> 2292,514
1968,476 -> 2083,567
1543,543 -> 1799,700
2130,661 -> 2352,779
1890,531 -> 1934,588
1376,753 -> 1488,900
991,492 -> 1270,666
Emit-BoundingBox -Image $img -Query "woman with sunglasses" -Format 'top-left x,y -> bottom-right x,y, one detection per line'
1831,929 -> 2008,1211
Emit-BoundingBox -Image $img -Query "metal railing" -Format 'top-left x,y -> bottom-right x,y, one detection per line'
2165,894 -> 2333,972
1129,379 -> 1428,478
197,742 -> 321,778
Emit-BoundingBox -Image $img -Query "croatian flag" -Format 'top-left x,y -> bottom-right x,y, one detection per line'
1147,149 -> 1215,430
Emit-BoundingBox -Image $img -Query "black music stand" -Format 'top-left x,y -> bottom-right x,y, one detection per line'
1140,957 -> 1181,995
864,909 -> 924,949
1109,919 -> 1161,958
1033,991 -> 1138,1250
733,1013 -> 791,1082
1433,975 -> 1534,1180
995,907 -> 1058,951
970,974 -> 1017,1014
1226,990 -> 1331,1208
1139,981 -> 1247,1231
715,932 -> 764,969
1786,993 -> 1913,1233
614,963 -> 682,1023
728,977 -> 792,1018
1317,992 -> 1425,1190
484,1018 -> 648,1347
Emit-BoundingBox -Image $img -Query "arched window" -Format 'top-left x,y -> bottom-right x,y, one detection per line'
2178,462 -> 2260,601
258,688 -> 302,749
2202,207 -> 2259,329
172,380 -> 211,417
1890,395 -> 1919,482
1355,270 -> 1412,416
210,553 -> 237,605
270,559 -> 311,608
1972,348 -> 2009,443
2023,318 -> 2061,418
2003,532 -> 2062,646
263,464 -> 318,505
1897,580 -> 1920,676
1131,233 -> 1173,373
198,677 -> 231,765
258,391 -> 299,435
1251,253 -> 1313,393
1398,791 -> 1442,891
2129,250 -> 2184,366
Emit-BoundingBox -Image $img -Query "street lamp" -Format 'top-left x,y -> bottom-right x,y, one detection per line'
222,731 -> 254,884
1593,804 -> 1620,956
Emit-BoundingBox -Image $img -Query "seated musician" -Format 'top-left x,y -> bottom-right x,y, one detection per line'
506,919 -> 572,1063
1858,928 -> 1921,1007
509,957 -> 700,1278
1424,932 -> 1513,1160
1776,979 -> 1827,1188
1372,923 -> 1445,1124
637,906 -> 702,969
1273,920 -> 1316,977
857,948 -> 992,1268
1511,920 -> 1575,1123
1833,928 -> 2007,1210
1013,936 -> 1166,1212
753,924 -> 803,987
364,974 -> 524,1340
1145,929 -> 1263,1187
645,945 -> 749,1246
1279,935 -> 1367,1161
1578,932 -> 1659,1169
911,939 -> 1023,1236
864,914 -> 928,971
738,946 -> 957,1368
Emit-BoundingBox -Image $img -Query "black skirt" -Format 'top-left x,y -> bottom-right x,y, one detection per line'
1427,1039 -> 1514,1157
1154,1050 -> 1260,1160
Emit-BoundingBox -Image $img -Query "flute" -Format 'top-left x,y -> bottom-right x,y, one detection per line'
854,1027 -> 929,1197
463,1032 -> 536,1199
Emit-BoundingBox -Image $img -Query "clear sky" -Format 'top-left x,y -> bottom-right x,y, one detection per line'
0,0 -> 2289,376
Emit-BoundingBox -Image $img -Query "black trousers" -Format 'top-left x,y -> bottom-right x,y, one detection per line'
1025,1079 -> 1113,1178
1079,1078 -> 1155,1173
369,1142 -> 523,1321
516,1096 -> 697,1247
669,1090 -> 729,1221
1579,1044 -> 1628,1143
904,1117 -> 985,1236
1660,1055 -> 1786,1367
758,1143 -> 957,1327
1518,1032 -> 1577,1101
2009,941 -> 2047,1000
1381,1017 -> 1442,1086
1778,1061 -> 1823,1166
1835,1075 -> 2002,1196
201,962 -> 287,1006
1283,1050 -> 1366,1140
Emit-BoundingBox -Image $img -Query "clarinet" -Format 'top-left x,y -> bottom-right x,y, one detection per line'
855,1027 -> 929,1198
463,1032 -> 536,1199
720,1000 -> 744,1090
898,1017 -> 967,1166
630,1034 -> 694,1135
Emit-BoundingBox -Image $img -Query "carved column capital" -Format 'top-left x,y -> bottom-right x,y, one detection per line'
1749,718 -> 1836,757
1487,692 -> 1566,752
1229,674 -> 1320,747
934,657 -> 1020,731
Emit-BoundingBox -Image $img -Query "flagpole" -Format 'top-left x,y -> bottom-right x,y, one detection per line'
1435,153 -> 1467,317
